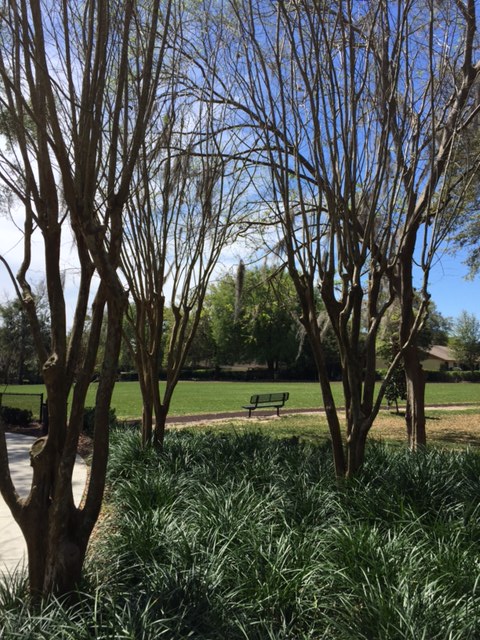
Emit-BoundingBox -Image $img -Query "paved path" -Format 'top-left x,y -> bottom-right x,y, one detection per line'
0,433 -> 87,578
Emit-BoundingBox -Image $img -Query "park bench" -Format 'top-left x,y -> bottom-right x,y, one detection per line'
242,392 -> 289,418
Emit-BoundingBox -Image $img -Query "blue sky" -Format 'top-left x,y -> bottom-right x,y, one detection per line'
0,211 -> 478,330
426,250 -> 480,322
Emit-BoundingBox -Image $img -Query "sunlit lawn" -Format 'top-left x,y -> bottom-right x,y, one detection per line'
4,379 -> 480,419
4,379 -> 479,420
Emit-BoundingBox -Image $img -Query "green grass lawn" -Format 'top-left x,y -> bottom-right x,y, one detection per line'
2,379 -> 479,419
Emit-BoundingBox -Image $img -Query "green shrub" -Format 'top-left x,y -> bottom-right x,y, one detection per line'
0,406 -> 33,426
82,406 -> 118,437
426,370 -> 480,383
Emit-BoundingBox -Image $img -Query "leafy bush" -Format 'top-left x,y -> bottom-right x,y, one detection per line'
82,406 -> 118,437
0,406 -> 33,426
426,369 -> 480,383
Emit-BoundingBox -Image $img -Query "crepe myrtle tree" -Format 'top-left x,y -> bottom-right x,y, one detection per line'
0,0 -> 171,599
184,0 -> 480,475
120,84 -> 254,447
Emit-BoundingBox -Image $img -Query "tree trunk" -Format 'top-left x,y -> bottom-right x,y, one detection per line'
267,358 -> 275,380
142,404 -> 153,447
404,345 -> 426,450
22,500 -> 86,599
139,365 -> 153,447
346,426 -> 368,478
397,236 -> 428,450
153,402 -> 168,450
309,339 -> 346,477
9,426 -> 86,600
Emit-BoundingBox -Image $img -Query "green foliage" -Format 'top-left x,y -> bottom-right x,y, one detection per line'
377,328 -> 407,410
383,365 -> 407,411
451,311 -> 480,371
82,406 -> 118,437
0,298 -> 46,385
378,300 -> 453,408
426,369 -> 480,383
0,405 -> 33,426
418,303 -> 452,350
203,265 -> 301,372
2,432 -> 480,638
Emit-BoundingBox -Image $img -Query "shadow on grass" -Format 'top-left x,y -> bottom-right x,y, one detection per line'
429,431 -> 480,447
387,410 -> 441,421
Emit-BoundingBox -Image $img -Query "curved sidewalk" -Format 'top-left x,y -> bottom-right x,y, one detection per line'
0,433 -> 87,578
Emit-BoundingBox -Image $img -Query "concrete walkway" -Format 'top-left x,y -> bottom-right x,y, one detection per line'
0,433 -> 87,578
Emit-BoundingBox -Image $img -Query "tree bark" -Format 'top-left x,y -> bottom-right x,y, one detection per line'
397,238 -> 428,450
404,345 -> 427,450
346,425 -> 369,478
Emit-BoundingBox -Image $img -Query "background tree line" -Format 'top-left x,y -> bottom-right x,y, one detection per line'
3,264 -> 475,386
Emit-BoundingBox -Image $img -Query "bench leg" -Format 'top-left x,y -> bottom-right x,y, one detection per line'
276,407 -> 280,416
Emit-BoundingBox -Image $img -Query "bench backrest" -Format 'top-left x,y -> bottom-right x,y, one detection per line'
250,392 -> 289,404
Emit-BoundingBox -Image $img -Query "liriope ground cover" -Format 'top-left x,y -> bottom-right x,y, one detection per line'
1,430 -> 479,639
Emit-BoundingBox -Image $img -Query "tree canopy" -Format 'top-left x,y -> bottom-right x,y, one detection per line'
451,310 -> 480,371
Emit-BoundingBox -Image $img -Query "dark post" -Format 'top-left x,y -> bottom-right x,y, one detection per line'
41,399 -> 49,435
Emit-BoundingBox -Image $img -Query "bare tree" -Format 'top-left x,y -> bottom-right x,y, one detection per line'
184,0 -> 480,475
0,0 -> 171,598
121,85 -> 253,447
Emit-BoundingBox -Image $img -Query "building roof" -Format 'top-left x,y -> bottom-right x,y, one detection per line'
424,345 -> 456,362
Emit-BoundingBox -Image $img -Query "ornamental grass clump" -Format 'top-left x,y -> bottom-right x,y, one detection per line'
1,430 -> 479,639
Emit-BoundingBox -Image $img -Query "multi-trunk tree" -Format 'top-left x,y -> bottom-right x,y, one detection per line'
186,0 -> 480,475
0,0 -> 171,598
120,82 -> 253,447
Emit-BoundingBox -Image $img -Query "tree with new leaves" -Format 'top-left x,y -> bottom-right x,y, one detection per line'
0,0 -> 171,598
184,0 -> 480,474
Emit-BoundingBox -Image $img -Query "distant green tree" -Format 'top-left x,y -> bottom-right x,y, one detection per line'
0,299 -> 33,384
451,311 -> 480,371
184,311 -> 217,369
417,303 -> 452,351
205,270 -> 245,366
206,265 -> 301,377
0,287 -> 50,384
241,267 -> 300,377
